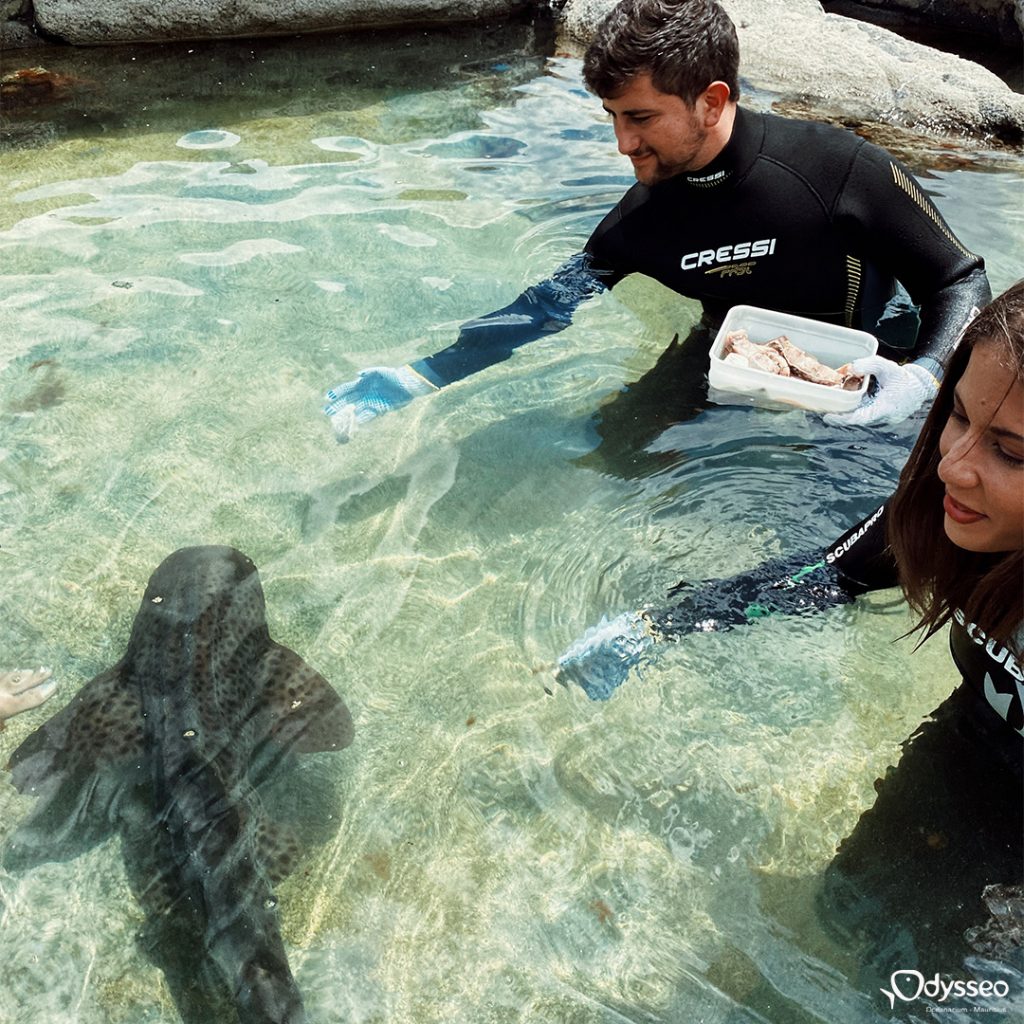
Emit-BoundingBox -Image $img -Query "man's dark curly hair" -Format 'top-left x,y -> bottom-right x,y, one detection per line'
583,0 -> 741,104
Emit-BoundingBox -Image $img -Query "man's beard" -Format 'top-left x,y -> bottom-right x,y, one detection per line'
633,118 -> 708,185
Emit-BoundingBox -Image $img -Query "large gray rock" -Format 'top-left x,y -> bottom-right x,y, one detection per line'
32,0 -> 536,45
559,0 -> 1024,145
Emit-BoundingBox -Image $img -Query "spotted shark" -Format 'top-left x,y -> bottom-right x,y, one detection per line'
4,546 -> 354,1024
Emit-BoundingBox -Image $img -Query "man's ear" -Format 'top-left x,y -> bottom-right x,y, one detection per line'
699,81 -> 732,126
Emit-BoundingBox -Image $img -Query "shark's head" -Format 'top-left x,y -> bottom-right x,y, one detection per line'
124,546 -> 272,680
144,545 -> 258,600
134,544 -> 267,631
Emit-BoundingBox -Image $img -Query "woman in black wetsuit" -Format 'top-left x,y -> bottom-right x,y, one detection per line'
815,280 -> 1023,995
558,281 -> 1024,992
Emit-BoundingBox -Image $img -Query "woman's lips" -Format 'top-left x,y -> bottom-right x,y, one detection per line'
944,493 -> 986,524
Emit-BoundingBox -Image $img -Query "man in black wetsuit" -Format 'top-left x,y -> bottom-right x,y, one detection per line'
323,0 -> 990,443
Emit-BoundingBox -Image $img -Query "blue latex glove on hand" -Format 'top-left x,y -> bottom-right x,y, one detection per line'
823,355 -> 938,428
324,365 -> 437,442
557,611 -> 655,700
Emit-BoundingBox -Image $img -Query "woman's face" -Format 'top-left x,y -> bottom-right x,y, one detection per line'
937,341 -> 1024,553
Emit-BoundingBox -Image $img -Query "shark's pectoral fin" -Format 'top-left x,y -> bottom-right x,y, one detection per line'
4,664 -> 144,870
6,664 -> 144,786
260,646 -> 353,755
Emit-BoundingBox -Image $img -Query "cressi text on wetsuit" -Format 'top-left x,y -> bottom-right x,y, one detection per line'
410,107 -> 990,389
650,502 -> 1024,738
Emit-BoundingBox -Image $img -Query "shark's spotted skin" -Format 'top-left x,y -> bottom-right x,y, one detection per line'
4,546 -> 353,1024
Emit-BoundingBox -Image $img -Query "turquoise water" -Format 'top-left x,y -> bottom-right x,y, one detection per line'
1,25 -> 1023,1024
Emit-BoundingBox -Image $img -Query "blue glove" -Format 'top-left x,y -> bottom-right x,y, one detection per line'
556,611 -> 655,700
323,365 -> 437,442
823,355 -> 938,428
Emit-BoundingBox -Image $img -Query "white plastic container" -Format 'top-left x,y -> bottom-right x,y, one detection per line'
707,305 -> 878,413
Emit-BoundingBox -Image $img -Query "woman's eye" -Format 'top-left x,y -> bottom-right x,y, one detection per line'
995,445 -> 1024,467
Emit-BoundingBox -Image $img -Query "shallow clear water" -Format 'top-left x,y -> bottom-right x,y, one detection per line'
1,24 -> 1023,1024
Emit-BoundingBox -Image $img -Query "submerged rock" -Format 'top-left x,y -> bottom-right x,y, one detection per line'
0,66 -> 80,107
0,19 -> 41,49
965,884 -> 1024,961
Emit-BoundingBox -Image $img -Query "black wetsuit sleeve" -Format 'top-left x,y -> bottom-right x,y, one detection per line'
410,252 -> 614,387
839,144 -> 990,373
648,503 -> 898,641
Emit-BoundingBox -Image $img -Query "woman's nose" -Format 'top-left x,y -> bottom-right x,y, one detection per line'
938,434 -> 982,488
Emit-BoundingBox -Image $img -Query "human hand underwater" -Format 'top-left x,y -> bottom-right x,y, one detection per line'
0,668 -> 56,725
823,355 -> 938,428
323,365 -> 437,442
556,611 -> 656,700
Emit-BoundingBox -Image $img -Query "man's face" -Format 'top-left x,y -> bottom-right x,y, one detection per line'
601,73 -> 711,186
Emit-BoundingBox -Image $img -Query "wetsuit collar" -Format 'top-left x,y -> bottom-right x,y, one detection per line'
671,106 -> 762,191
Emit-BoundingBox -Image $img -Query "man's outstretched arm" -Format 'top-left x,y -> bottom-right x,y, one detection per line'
323,253 -> 613,441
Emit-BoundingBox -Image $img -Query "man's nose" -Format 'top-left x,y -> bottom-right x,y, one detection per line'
615,122 -> 640,155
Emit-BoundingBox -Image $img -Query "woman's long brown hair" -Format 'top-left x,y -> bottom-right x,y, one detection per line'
888,280 -> 1024,652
